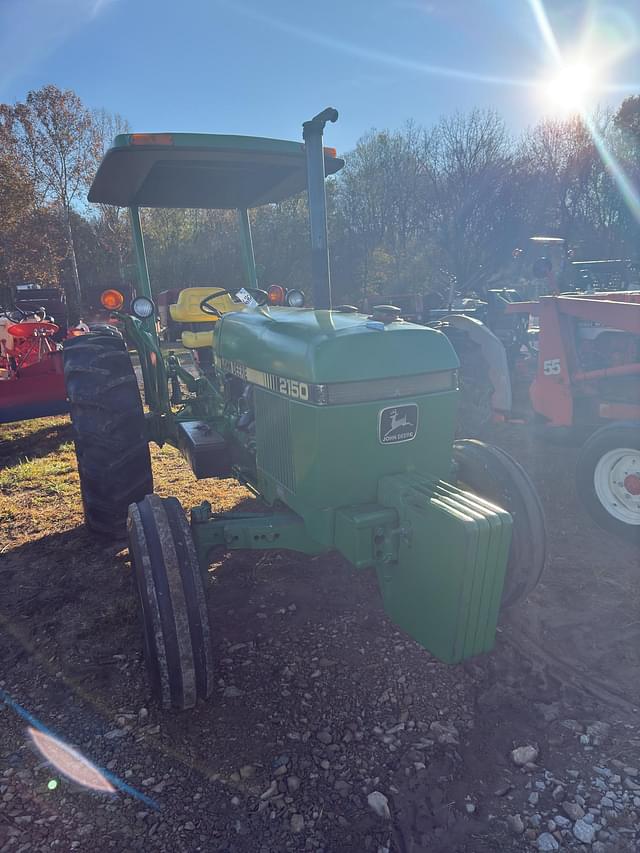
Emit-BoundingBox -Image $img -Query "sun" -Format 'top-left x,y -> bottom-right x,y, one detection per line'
541,62 -> 596,115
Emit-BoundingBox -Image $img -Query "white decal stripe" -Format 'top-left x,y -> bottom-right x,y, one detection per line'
215,355 -> 454,405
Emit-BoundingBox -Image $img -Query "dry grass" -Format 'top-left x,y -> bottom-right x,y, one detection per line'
0,414 -> 252,551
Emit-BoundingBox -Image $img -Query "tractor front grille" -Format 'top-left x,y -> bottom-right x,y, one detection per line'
255,388 -> 295,493
317,370 -> 456,405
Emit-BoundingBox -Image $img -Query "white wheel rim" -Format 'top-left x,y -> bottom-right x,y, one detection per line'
593,448 -> 640,526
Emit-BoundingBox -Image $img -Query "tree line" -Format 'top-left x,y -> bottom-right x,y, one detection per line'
1,84 -> 638,320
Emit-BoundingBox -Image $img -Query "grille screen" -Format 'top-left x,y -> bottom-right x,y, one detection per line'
255,388 -> 295,493
324,370 -> 456,405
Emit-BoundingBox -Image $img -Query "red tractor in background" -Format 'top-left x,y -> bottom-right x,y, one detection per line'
0,305 -> 71,424
0,284 -> 118,425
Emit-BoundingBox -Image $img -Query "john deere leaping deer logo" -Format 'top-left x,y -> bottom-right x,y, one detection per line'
379,404 -> 418,444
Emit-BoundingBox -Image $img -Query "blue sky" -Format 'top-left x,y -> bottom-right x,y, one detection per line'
1,0 -> 638,151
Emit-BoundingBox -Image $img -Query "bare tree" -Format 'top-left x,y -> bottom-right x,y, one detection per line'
90,109 -> 131,284
422,109 -> 516,290
335,125 -> 431,299
1,85 -> 100,311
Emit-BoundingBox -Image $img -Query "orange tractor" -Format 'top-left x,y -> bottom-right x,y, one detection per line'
438,287 -> 640,542
369,242 -> 639,540
500,291 -> 640,542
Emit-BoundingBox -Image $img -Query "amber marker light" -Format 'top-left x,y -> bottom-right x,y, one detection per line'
100,289 -> 125,311
130,133 -> 173,145
267,285 -> 286,306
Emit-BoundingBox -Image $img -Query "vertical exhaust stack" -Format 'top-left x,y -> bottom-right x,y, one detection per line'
303,108 -> 338,311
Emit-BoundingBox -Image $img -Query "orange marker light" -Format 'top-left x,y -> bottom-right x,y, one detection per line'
100,289 -> 125,311
323,147 -> 337,158
267,285 -> 285,306
130,133 -> 173,146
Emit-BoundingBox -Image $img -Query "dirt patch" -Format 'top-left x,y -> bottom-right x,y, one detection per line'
493,424 -> 640,713
0,416 -> 639,852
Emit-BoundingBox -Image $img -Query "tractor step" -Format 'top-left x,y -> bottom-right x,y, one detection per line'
176,420 -> 230,479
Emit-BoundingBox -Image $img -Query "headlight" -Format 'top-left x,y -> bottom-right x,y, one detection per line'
286,289 -> 305,308
131,296 -> 155,319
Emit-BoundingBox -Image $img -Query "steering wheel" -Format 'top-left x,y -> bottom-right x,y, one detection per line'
2,306 -> 46,322
1,307 -> 23,321
199,287 -> 268,318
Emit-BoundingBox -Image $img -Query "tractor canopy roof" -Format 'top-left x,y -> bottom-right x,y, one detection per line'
88,133 -> 344,209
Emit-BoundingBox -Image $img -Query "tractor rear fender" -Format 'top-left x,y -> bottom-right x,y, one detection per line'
444,314 -> 512,414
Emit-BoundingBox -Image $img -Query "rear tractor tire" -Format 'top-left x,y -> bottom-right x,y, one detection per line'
63,333 -> 153,537
576,423 -> 640,544
128,494 -> 214,710
453,440 -> 546,607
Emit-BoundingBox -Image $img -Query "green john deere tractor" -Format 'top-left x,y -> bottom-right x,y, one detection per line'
64,109 -> 546,710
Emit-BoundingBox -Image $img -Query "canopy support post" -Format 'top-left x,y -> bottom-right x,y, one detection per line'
238,208 -> 258,291
129,206 -> 158,339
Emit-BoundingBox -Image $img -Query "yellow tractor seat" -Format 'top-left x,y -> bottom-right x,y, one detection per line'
169,287 -> 245,323
181,330 -> 215,350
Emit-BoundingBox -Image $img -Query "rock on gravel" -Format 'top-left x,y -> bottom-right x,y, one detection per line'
511,745 -> 539,766
586,722 -> 611,741
260,780 -> 278,800
573,817 -> 596,844
507,814 -> 525,835
537,832 -> 559,851
290,813 -> 304,833
287,775 -> 301,793
368,791 -> 391,819
562,800 -> 585,820
429,720 -> 459,745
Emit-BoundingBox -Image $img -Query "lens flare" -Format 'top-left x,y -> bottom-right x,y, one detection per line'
0,686 -> 158,809
29,727 -> 116,793
541,62 -> 596,114
526,0 -> 640,225
583,114 -> 640,225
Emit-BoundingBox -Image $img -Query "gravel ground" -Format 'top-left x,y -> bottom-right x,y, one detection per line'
1,417 -> 639,852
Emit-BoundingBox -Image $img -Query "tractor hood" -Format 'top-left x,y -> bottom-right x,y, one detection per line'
215,308 -> 459,389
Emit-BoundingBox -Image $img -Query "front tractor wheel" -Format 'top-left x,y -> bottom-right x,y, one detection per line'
63,333 -> 153,537
128,495 -> 214,710
453,440 -> 546,607
576,423 -> 640,544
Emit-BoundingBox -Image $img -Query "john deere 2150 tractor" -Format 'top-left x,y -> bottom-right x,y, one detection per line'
64,110 -> 546,710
